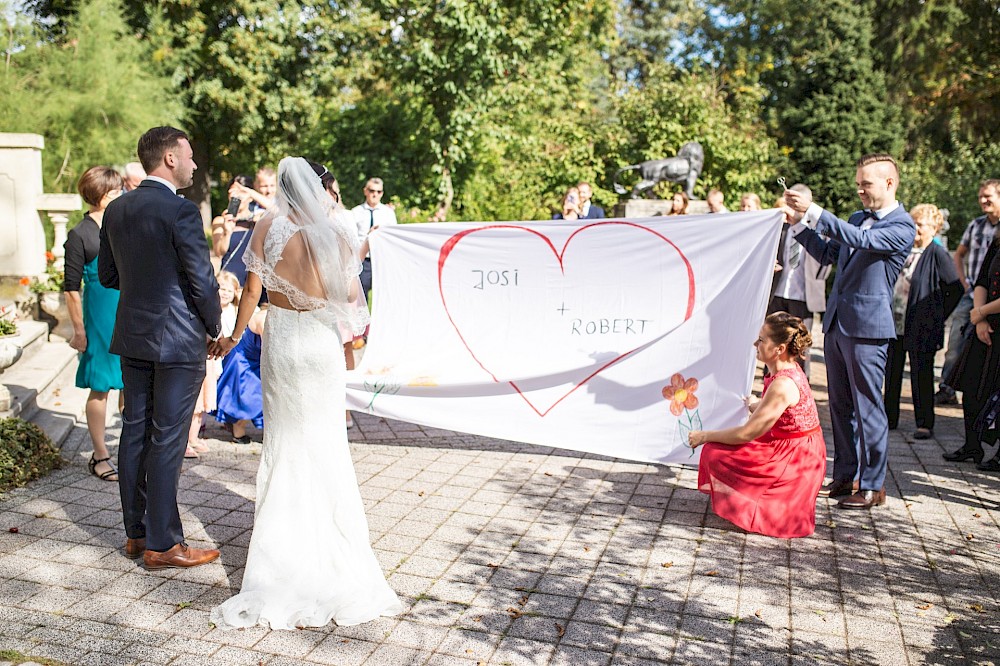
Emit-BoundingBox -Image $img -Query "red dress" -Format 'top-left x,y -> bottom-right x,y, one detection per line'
697,365 -> 827,538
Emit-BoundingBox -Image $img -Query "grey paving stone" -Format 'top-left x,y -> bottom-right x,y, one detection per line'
0,359 -> 996,666
434,628 -> 498,658
251,627 -> 325,658
492,636 -> 557,665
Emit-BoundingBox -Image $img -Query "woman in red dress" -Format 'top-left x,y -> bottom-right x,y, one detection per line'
688,312 -> 827,538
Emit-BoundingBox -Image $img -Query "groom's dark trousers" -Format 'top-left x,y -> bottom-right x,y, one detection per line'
100,179 -> 222,552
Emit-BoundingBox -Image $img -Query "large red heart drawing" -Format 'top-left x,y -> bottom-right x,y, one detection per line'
437,221 -> 696,416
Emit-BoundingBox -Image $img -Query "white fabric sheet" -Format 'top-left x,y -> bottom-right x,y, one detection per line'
345,211 -> 783,464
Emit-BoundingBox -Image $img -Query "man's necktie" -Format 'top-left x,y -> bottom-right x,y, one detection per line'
788,241 -> 802,270
369,208 -> 374,229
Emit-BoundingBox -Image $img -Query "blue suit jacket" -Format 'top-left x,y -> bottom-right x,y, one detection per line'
582,205 -> 605,219
99,180 -> 222,363
795,205 -> 916,339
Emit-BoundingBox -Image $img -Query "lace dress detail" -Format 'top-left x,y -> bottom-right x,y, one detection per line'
766,366 -> 821,435
243,216 -> 328,311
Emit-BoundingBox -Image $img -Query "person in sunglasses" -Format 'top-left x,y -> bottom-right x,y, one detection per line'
350,177 -> 398,311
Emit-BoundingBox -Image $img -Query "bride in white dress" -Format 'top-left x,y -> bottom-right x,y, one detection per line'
209,157 -> 402,630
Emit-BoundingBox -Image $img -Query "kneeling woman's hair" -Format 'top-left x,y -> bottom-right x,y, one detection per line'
764,311 -> 812,359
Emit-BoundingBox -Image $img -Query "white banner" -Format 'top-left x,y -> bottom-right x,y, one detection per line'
345,211 -> 783,463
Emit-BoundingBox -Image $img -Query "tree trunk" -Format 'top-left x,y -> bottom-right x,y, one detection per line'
186,134 -> 214,233
434,144 -> 454,222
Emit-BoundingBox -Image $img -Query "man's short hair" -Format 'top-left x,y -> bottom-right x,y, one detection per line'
137,126 -> 189,173
255,167 -> 276,183
77,166 -> 125,207
857,153 -> 899,178
577,181 -> 591,189
707,189 -> 724,199
365,177 -> 384,191
790,183 -> 812,199
980,178 -> 1000,193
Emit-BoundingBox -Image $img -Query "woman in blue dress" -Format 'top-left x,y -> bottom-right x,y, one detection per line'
214,305 -> 267,442
64,166 -> 125,481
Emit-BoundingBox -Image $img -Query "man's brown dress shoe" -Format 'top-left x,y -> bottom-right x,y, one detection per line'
818,479 -> 858,498
124,538 -> 146,560
144,543 -> 220,570
838,489 -> 886,509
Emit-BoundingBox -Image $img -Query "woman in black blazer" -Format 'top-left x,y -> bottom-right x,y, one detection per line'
885,204 -> 963,439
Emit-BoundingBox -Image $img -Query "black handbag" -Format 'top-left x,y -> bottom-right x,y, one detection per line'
974,388 -> 1000,436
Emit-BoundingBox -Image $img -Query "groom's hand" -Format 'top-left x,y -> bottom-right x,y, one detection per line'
208,336 -> 238,360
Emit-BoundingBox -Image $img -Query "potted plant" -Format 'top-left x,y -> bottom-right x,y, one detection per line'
0,319 -> 17,338
23,252 -> 73,339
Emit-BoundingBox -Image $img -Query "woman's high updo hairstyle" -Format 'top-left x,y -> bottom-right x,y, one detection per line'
764,311 -> 812,360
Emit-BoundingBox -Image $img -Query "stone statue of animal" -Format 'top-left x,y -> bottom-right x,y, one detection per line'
613,142 -> 705,199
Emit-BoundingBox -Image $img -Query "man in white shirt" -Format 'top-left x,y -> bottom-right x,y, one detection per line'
351,177 -> 398,300
768,183 -> 830,380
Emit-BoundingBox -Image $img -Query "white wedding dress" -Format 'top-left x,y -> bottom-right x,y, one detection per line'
211,210 -> 402,630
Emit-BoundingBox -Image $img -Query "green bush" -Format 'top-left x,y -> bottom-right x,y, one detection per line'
0,319 -> 17,336
0,418 -> 65,494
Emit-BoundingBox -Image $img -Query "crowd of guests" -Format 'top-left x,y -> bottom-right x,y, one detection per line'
61,152 -> 999,542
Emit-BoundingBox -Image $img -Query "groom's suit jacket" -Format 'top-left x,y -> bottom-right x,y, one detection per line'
794,205 -> 915,339
99,180 -> 222,362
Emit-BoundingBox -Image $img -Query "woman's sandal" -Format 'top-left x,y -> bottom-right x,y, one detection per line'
88,455 -> 118,482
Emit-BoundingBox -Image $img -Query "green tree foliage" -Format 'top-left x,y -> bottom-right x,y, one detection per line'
458,38 -> 614,221
14,0 -> 994,227
1,0 -> 179,191
371,0 -> 611,220
609,63 -> 778,203
141,0 -> 381,215
699,0 -> 903,215
776,0 -> 903,214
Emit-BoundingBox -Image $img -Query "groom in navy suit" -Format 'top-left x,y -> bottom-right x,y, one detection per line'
100,127 -> 223,568
784,154 -> 915,509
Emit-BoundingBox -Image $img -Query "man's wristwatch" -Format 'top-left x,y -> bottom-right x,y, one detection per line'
229,330 -> 243,344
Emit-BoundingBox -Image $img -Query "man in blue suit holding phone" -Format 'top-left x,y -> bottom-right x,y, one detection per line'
100,127 -> 223,568
784,154 -> 916,509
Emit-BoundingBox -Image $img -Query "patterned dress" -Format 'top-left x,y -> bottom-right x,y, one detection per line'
698,365 -> 827,538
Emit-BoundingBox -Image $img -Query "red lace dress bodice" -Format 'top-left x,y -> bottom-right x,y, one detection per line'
765,366 -> 821,437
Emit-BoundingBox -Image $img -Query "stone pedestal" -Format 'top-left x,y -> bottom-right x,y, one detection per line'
612,198 -> 709,218
0,134 -> 48,277
37,193 -> 83,272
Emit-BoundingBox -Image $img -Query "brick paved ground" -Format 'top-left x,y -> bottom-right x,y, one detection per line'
1,356 -> 998,666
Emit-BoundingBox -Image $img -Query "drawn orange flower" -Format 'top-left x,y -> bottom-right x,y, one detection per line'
662,373 -> 699,416
45,251 -> 55,262
19,276 -> 31,286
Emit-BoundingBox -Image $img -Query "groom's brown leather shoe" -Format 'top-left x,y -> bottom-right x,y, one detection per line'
838,489 -> 886,509
144,543 -> 220,570
124,538 -> 146,560
818,479 -> 858,498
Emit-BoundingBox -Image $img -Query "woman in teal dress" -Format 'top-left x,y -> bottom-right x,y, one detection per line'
64,166 -> 125,481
